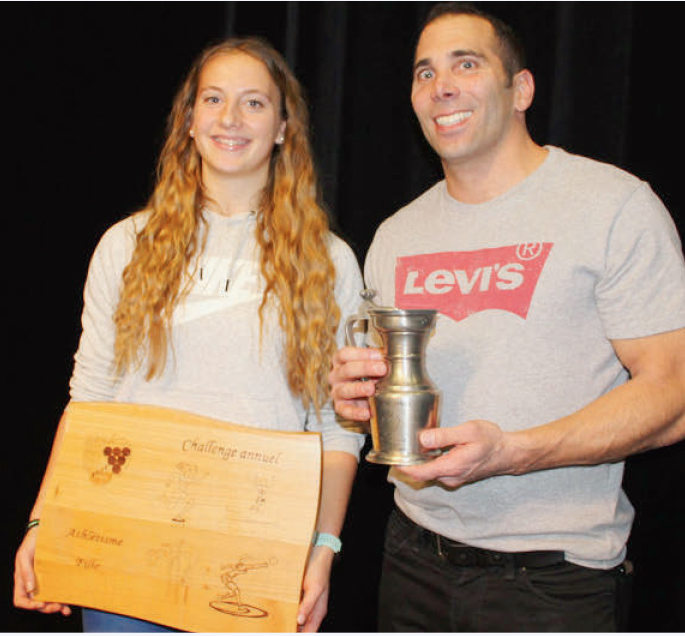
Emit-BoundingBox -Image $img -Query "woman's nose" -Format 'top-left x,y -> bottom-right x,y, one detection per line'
219,101 -> 242,127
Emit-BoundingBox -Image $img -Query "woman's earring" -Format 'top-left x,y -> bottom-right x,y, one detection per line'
189,129 -> 195,139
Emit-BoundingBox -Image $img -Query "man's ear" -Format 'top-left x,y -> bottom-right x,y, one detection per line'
513,69 -> 535,112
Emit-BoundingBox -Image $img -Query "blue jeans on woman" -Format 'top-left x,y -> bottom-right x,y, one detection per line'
82,609 -> 178,632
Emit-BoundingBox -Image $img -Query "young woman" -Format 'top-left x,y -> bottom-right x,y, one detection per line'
13,37 -> 364,633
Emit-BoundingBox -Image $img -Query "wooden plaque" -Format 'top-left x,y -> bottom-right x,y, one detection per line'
34,402 -> 322,632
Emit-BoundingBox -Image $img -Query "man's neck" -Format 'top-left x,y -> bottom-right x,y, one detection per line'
443,137 -> 548,205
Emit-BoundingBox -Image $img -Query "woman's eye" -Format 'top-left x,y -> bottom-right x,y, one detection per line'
204,95 -> 221,104
246,98 -> 264,108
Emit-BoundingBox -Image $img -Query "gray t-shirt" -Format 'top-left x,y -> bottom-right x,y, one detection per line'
70,209 -> 365,457
365,146 -> 685,568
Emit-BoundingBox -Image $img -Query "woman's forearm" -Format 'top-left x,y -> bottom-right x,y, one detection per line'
316,450 -> 358,537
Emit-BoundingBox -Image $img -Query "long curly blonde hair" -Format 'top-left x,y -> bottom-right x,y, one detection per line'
113,38 -> 340,415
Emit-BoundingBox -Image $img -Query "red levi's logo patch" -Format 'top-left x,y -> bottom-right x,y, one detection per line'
395,243 -> 553,322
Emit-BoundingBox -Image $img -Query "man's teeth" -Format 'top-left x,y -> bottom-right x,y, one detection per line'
436,111 -> 473,126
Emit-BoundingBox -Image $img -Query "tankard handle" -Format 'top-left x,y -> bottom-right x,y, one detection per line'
345,313 -> 368,347
345,289 -> 377,347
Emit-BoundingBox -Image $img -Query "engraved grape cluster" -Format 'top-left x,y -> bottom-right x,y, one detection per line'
103,446 -> 131,474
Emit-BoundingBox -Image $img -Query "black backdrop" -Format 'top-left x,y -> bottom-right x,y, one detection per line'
4,2 -> 685,632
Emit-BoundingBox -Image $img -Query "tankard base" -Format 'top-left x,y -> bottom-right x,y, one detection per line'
366,448 -> 441,465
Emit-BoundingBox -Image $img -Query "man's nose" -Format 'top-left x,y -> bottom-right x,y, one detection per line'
432,72 -> 460,101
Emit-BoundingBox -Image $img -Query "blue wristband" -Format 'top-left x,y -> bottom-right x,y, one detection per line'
314,532 -> 342,554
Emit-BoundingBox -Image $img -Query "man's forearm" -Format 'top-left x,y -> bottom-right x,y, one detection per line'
508,351 -> 685,474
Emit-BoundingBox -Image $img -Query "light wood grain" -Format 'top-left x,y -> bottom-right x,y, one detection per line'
34,402 -> 322,632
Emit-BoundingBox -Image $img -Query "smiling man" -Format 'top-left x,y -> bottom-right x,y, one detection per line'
410,8 -> 546,203
329,2 -> 685,632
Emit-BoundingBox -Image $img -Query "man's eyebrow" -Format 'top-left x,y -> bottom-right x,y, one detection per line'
450,48 -> 485,60
413,57 -> 431,73
413,48 -> 486,73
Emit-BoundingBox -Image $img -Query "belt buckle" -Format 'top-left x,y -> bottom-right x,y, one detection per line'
436,535 -> 469,565
436,534 -> 446,559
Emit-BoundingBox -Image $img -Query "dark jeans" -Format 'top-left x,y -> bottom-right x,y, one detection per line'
379,507 -> 633,632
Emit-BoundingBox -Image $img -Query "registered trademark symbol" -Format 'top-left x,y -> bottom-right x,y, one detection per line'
516,243 -> 544,261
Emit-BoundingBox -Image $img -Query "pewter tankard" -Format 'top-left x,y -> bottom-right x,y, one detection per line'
346,292 -> 441,465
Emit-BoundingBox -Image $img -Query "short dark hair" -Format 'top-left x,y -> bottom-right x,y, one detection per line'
419,2 -> 527,83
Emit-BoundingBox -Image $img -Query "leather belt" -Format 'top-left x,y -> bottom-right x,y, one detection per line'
396,507 -> 565,569
434,534 -> 565,569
